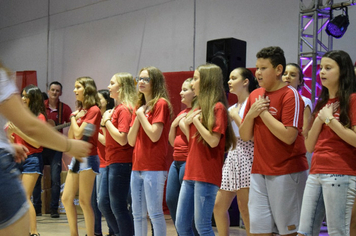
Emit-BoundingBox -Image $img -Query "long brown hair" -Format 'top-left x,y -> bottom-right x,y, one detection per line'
195,64 -> 236,151
75,77 -> 101,110
22,84 -> 47,119
136,66 -> 173,119
313,50 -> 356,128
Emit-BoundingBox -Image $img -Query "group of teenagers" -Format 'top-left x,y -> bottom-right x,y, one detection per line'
1,45 -> 356,236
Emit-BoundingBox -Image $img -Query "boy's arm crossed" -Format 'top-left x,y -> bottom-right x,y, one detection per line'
259,110 -> 298,145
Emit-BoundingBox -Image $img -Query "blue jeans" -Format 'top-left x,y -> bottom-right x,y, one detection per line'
131,170 -> 167,236
166,161 -> 185,225
99,163 -> 133,236
298,174 -> 356,236
33,149 -> 62,211
176,180 -> 219,236
92,167 -> 115,235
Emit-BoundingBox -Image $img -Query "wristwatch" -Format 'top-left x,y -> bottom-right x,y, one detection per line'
325,116 -> 335,125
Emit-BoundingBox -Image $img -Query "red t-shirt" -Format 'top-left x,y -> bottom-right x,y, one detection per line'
130,99 -> 170,171
310,94 -> 356,175
105,104 -> 134,164
13,113 -> 46,155
173,108 -> 192,161
243,86 -> 308,175
97,127 -> 107,168
183,102 -> 227,186
75,106 -> 101,156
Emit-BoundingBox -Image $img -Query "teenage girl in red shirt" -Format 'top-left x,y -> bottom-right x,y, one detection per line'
166,78 -> 196,233
92,89 -> 115,236
298,50 -> 356,236
62,77 -> 102,236
175,64 -> 236,236
128,66 -> 173,236
99,73 -> 137,236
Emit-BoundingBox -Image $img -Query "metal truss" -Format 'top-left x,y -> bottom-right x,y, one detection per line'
298,0 -> 356,103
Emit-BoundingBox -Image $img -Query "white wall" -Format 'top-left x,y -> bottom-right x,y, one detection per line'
0,0 -> 355,109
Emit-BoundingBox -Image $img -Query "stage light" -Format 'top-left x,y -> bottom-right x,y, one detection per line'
326,6 -> 349,38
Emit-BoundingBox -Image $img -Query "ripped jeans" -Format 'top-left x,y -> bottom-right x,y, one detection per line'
131,170 -> 167,236
176,180 -> 219,236
298,174 -> 356,236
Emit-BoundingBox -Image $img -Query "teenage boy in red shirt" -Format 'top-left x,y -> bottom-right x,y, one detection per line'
240,46 -> 309,236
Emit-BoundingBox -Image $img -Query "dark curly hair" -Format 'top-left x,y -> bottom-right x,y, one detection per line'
256,46 -> 286,75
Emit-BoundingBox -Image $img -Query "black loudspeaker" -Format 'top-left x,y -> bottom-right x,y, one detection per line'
206,38 -> 247,92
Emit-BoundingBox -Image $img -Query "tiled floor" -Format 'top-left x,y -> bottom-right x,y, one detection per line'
36,214 -> 330,235
36,213 -> 248,235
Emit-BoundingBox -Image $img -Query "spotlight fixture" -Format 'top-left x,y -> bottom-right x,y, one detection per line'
326,6 -> 350,38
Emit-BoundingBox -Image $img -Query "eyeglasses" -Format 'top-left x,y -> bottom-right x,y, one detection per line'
135,77 -> 151,83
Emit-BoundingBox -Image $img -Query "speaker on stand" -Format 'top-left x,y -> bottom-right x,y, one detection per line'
206,38 -> 247,93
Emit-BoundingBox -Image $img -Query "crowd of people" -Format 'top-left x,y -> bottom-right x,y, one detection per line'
1,46 -> 356,236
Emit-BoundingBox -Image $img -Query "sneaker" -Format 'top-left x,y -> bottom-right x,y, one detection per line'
50,209 -> 59,218
30,233 -> 40,236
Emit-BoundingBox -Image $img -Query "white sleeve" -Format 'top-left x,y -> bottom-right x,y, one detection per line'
302,96 -> 313,111
0,69 -> 17,154
0,69 -> 18,104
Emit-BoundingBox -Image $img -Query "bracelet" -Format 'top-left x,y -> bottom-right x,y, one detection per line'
104,119 -> 111,125
65,139 -> 72,152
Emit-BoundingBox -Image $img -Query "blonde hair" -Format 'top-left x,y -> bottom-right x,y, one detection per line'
136,66 -> 173,118
75,76 -> 101,109
113,72 -> 137,112
195,64 -> 236,151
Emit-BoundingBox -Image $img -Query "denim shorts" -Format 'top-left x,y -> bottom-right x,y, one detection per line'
18,152 -> 43,175
68,155 -> 100,174
0,149 -> 29,229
